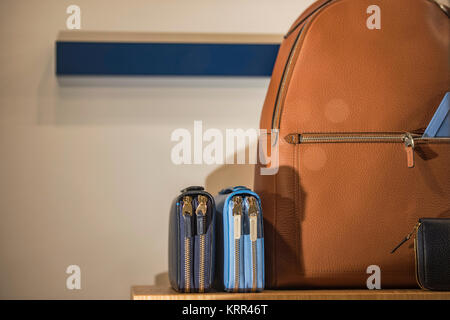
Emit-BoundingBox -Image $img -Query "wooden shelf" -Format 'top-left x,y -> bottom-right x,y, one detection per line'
131,285 -> 450,300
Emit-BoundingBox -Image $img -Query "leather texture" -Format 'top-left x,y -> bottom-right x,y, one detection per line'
255,0 -> 450,288
416,218 -> 450,291
168,187 -> 215,292
214,186 -> 265,292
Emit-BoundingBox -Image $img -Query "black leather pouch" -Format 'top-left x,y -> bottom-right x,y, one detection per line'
415,218 -> 450,291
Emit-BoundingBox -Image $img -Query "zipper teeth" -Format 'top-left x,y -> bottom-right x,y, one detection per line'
234,239 -> 240,292
301,134 -> 406,143
199,233 -> 205,292
284,0 -> 334,38
196,195 -> 207,293
232,196 -> 242,293
414,236 -> 425,289
182,196 -> 192,293
184,237 -> 191,293
286,132 -> 450,144
247,197 -> 259,292
413,223 -> 426,290
285,133 -> 410,144
272,0 -> 447,131
251,240 -> 257,292
272,0 -> 335,129
272,25 -> 304,129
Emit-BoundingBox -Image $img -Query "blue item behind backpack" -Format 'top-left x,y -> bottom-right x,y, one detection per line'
423,92 -> 449,137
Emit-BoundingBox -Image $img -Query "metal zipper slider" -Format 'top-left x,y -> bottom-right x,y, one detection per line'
182,196 -> 193,237
248,197 -> 258,242
196,195 -> 208,235
391,222 -> 421,254
285,133 -> 301,144
233,196 -> 243,239
182,196 -> 193,216
403,133 -> 415,168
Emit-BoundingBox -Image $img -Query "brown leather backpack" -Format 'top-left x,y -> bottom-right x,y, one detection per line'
255,0 -> 450,288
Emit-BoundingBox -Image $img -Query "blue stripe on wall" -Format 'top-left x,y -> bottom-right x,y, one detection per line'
56,42 -> 280,76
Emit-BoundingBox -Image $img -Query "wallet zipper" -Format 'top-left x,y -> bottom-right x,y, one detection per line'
195,195 -> 208,293
285,132 -> 450,168
390,222 -> 421,254
232,196 -> 243,292
390,222 -> 425,289
248,197 -> 259,292
182,196 -> 193,293
413,223 -> 426,290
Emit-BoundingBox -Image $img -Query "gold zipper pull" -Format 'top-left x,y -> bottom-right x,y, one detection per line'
182,196 -> 193,237
233,196 -> 243,239
403,133 -> 415,168
196,195 -> 208,235
391,222 -> 421,253
248,197 -> 258,242
182,196 -> 193,216
196,195 -> 207,215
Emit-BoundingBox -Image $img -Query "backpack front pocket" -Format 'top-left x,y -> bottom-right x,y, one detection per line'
283,131 -> 450,283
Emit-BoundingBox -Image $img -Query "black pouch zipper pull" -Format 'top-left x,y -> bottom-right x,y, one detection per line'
391,222 -> 421,254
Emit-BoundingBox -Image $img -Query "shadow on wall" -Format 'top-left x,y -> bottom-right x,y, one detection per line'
154,271 -> 170,286
205,145 -> 256,194
205,163 -> 255,196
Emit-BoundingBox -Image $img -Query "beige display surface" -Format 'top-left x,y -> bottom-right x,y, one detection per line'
131,286 -> 450,300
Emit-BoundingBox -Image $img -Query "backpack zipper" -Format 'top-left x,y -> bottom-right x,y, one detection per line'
271,24 -> 305,130
285,132 -> 450,168
272,0 -> 334,129
182,196 -> 193,293
232,196 -> 243,292
248,197 -> 259,292
272,0 -> 448,130
196,195 -> 208,293
284,0 -> 334,38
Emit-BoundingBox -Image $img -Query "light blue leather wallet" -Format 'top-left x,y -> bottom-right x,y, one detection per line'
214,186 -> 264,292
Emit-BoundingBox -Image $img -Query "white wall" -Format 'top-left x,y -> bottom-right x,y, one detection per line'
0,0 -> 313,299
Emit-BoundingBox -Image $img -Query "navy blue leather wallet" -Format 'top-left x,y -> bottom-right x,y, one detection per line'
169,186 -> 215,292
